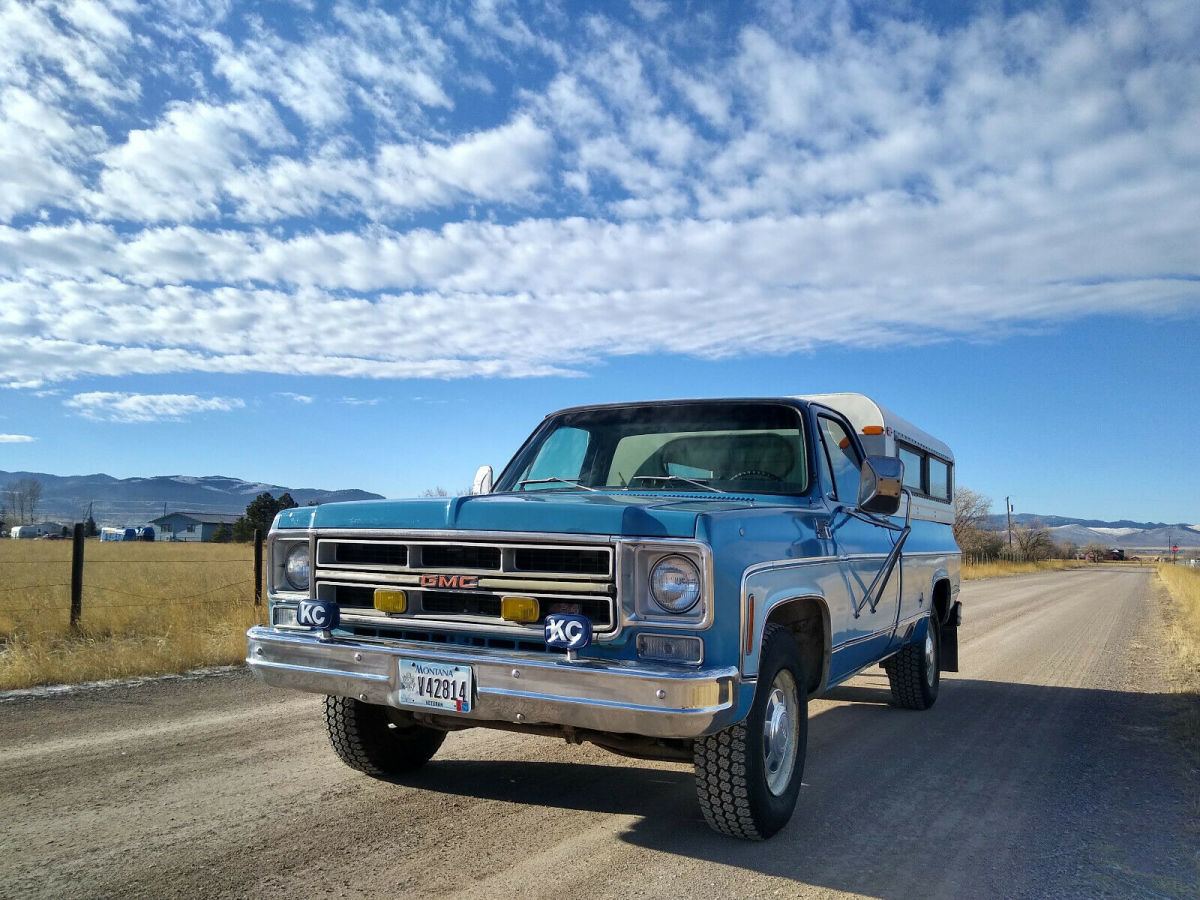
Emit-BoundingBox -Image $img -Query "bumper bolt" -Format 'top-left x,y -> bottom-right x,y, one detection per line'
656,689 -> 666,699
354,653 -> 363,661
515,713 -> 526,723
358,693 -> 367,701
511,668 -> 520,679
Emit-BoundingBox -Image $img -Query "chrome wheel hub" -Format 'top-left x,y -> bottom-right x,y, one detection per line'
762,669 -> 799,796
924,626 -> 937,688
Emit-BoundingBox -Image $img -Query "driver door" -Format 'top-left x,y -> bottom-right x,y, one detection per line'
813,411 -> 902,682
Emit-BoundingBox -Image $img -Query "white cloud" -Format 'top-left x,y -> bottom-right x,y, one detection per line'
0,433 -> 36,443
64,392 -> 246,422
91,98 -> 292,222
629,0 -> 668,22
203,5 -> 453,131
0,0 -> 139,105
0,0 -> 1194,389
0,87 -> 102,221
277,392 -> 313,403
224,115 -> 554,222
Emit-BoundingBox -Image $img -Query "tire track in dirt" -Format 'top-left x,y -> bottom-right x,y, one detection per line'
0,567 -> 1195,899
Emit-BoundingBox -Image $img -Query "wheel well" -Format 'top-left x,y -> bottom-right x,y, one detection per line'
932,579 -> 951,624
765,598 -> 827,696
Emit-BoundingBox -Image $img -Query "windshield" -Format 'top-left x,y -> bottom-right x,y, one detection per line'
496,402 -> 810,495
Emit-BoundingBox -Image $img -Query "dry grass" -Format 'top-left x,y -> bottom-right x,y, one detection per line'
1156,564 -> 1200,768
0,540 -> 266,691
961,558 -> 1089,580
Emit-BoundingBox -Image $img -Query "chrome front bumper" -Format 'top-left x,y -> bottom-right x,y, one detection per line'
246,626 -> 741,739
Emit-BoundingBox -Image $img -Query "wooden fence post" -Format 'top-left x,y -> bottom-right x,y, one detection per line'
254,529 -> 263,606
70,522 -> 84,630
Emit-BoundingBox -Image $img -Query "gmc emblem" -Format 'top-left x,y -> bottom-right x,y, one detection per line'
420,574 -> 480,589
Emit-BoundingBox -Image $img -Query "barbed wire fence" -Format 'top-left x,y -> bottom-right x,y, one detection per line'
0,525 -> 265,631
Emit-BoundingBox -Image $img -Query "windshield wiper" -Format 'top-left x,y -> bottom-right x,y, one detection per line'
630,475 -> 726,494
516,477 -> 598,492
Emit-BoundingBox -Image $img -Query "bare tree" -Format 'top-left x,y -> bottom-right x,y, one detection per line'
1013,520 -> 1054,561
4,477 -> 42,524
1056,541 -> 1079,561
953,487 -> 991,543
953,487 -> 1003,560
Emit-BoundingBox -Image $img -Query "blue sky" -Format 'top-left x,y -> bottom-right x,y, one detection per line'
0,0 -> 1197,524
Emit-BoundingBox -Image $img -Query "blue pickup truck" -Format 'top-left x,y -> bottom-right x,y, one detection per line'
247,393 -> 961,839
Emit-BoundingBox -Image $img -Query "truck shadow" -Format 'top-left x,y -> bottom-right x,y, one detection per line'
399,676 -> 1198,899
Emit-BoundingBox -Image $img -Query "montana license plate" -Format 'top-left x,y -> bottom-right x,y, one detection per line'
397,659 -> 473,713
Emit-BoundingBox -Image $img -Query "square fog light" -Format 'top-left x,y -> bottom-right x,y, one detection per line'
501,596 -> 540,623
272,604 -> 299,627
374,589 -> 408,614
636,633 -> 703,665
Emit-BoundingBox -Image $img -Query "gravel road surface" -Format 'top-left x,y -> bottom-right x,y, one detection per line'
1,567 -> 1196,899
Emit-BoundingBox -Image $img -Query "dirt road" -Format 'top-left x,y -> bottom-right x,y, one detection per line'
1,567 -> 1196,899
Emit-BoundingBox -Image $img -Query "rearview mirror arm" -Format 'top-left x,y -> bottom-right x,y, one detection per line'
831,488 -> 913,617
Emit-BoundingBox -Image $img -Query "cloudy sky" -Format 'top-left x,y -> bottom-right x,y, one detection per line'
1,0 -> 1197,523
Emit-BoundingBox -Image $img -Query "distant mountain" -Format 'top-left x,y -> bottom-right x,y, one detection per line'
0,470 -> 385,527
984,513 -> 1200,551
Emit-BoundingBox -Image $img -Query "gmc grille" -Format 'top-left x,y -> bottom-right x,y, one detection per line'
313,536 -> 616,635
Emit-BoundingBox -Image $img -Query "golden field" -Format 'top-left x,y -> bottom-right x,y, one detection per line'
0,539 -> 266,691
2,539 -> 1188,693
961,558 -> 1089,580
1156,563 -> 1200,765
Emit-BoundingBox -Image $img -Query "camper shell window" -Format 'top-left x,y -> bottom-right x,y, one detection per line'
896,440 -> 953,502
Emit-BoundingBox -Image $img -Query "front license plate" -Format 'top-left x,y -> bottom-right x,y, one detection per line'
397,659 -> 473,713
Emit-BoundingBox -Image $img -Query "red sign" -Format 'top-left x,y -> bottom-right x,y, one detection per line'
1172,545 -> 1179,554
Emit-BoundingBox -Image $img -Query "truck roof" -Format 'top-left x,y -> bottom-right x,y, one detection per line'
540,394 -> 953,462
797,393 -> 953,463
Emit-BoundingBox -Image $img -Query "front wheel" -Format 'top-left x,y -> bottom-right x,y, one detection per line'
883,610 -> 940,710
323,695 -> 446,776
693,624 -> 807,840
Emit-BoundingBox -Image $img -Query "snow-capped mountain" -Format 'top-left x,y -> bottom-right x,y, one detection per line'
985,514 -> 1200,551
0,470 -> 384,526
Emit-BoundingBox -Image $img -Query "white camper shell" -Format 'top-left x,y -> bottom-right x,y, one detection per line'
799,393 -> 954,525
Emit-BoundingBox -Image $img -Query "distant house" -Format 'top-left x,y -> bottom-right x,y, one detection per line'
152,512 -> 236,542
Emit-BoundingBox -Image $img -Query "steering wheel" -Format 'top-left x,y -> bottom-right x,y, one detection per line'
732,469 -> 781,482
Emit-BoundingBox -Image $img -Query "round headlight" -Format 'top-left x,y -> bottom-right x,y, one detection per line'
283,543 -> 311,591
648,555 -> 702,613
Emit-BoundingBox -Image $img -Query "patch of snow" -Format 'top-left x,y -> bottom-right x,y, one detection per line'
1090,527 -> 1140,536
1189,525 -> 1200,533
0,666 -> 241,704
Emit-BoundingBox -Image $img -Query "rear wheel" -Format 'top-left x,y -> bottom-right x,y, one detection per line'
693,624 -> 807,839
323,696 -> 446,776
883,610 -> 940,710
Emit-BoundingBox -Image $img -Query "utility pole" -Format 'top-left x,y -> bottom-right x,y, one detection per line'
1006,497 -> 1013,548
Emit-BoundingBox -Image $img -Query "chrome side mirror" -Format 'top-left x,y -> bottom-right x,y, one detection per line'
858,456 -> 903,516
471,465 -> 493,495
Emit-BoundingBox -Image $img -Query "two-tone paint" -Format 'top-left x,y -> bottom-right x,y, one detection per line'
247,395 -> 961,742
